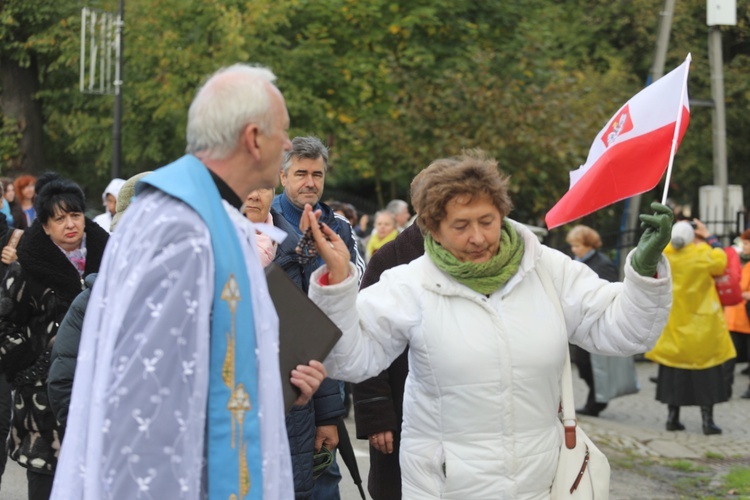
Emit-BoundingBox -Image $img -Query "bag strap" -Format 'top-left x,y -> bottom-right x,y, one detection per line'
536,258 -> 579,449
5,229 -> 23,250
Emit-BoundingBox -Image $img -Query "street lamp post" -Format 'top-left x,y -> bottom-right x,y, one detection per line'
707,0 -> 735,242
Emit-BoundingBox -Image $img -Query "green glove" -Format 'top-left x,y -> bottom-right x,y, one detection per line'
630,202 -> 674,277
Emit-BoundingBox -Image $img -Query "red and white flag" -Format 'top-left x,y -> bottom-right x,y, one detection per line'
545,55 -> 691,229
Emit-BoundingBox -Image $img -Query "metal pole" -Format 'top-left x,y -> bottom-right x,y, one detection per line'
708,25 -> 729,242
112,0 -> 124,179
99,15 -> 106,93
89,11 -> 97,91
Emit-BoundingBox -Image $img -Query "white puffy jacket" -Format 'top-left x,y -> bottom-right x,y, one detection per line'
310,221 -> 672,499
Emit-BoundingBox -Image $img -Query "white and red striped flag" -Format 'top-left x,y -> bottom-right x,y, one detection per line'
545,54 -> 691,229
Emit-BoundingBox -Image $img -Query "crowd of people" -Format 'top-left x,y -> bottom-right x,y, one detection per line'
0,61 -> 747,500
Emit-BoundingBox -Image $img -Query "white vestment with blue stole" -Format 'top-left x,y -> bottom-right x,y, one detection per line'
51,155 -> 293,499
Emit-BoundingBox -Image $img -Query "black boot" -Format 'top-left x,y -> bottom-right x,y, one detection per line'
701,405 -> 722,435
666,405 -> 685,431
577,403 -> 607,417
577,388 -> 607,417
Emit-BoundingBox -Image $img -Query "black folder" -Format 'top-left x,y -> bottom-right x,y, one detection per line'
264,263 -> 343,413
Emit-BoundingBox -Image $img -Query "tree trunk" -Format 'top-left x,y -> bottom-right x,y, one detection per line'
373,162 -> 384,208
0,55 -> 45,175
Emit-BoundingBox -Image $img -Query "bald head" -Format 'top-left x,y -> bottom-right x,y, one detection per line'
186,64 -> 278,160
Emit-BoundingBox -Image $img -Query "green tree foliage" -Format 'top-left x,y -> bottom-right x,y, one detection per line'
0,0 -> 79,175
0,0 -> 75,65
0,0 -> 748,230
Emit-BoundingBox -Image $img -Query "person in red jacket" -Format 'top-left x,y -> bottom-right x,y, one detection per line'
725,229 -> 750,398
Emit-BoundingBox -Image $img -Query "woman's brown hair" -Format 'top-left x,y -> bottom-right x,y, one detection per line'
565,225 -> 603,249
410,149 -> 512,235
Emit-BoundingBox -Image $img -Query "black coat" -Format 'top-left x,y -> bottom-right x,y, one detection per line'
352,222 -> 424,500
9,200 -> 28,230
582,250 -> 619,283
571,250 -> 618,366
0,212 -> 9,239
284,402 -> 316,499
0,215 -> 14,278
284,378 -> 345,499
0,218 -> 108,473
48,273 -> 97,440
270,208 -> 346,498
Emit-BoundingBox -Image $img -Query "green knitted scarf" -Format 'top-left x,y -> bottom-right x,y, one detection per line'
425,219 -> 524,295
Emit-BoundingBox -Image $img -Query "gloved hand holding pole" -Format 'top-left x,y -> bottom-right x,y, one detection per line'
630,202 -> 674,277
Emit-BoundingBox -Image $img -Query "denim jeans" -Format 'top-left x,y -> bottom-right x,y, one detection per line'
311,450 -> 341,500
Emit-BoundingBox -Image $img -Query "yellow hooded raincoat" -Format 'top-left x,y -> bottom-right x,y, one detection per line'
646,242 -> 736,369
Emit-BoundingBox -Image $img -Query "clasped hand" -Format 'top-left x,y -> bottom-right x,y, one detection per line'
1,246 -> 17,265
291,360 -> 328,407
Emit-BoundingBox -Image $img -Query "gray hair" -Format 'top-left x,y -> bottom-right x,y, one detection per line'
186,64 -> 277,160
282,136 -> 329,174
374,209 -> 396,224
386,199 -> 408,215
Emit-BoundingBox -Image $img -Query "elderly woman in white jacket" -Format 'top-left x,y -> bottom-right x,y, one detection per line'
303,150 -> 673,499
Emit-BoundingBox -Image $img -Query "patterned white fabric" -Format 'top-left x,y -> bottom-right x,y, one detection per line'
51,188 -> 293,500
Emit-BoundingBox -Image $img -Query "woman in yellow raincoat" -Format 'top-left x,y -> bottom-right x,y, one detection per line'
646,220 -> 736,435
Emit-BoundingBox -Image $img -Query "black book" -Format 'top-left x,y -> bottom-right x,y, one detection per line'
264,263 -> 343,413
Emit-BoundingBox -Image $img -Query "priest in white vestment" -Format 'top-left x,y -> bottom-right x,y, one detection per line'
51,64 -> 326,500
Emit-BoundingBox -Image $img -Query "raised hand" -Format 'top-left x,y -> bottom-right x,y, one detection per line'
303,204 -> 351,284
630,202 -> 674,277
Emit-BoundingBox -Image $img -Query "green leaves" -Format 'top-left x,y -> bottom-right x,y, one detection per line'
1,0 -> 749,228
